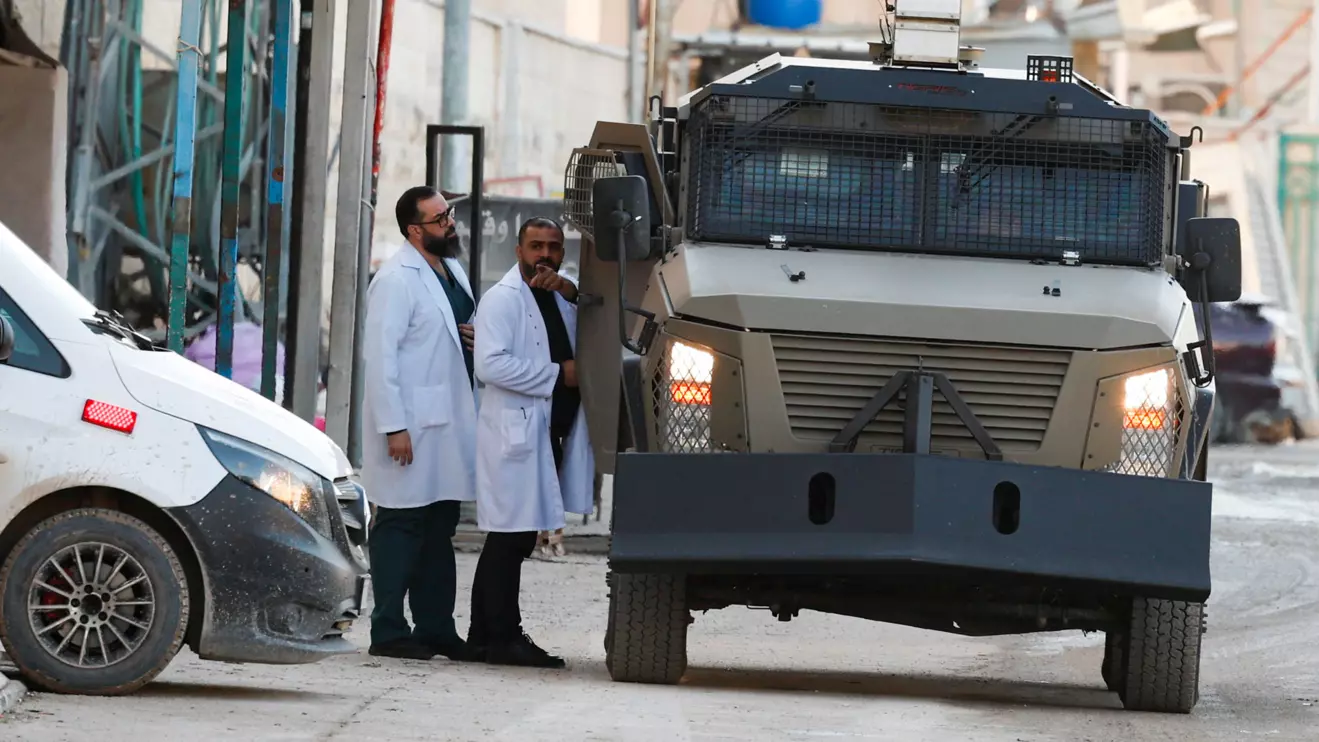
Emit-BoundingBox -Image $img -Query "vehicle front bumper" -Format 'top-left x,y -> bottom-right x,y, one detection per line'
610,452 -> 1212,603
166,474 -> 368,664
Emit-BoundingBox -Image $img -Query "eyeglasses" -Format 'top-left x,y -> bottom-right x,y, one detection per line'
412,205 -> 455,229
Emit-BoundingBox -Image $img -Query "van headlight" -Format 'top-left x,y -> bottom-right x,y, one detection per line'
199,427 -> 333,537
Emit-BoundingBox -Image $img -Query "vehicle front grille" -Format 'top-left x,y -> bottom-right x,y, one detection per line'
333,478 -> 369,549
770,334 -> 1071,453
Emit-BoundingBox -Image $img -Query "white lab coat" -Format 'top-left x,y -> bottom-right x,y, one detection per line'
360,246 -> 478,509
473,265 -> 594,532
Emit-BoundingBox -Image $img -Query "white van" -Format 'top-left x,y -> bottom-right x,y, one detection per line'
0,221 -> 369,695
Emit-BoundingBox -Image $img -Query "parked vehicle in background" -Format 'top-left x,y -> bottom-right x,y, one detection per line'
1209,293 -> 1312,444
0,220 -> 369,696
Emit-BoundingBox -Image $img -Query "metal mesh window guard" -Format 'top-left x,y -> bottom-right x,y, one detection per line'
1100,367 -> 1185,477
652,337 -> 716,453
684,95 -> 1170,265
564,149 -> 627,240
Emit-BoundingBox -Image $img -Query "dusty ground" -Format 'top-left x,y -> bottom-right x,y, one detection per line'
2,443 -> 1317,741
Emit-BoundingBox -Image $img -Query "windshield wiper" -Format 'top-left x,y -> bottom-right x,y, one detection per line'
82,310 -> 157,351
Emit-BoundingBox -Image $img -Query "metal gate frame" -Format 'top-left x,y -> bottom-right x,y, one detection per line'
425,124 -> 486,302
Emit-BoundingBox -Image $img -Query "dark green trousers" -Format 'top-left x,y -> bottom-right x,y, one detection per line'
368,499 -> 461,646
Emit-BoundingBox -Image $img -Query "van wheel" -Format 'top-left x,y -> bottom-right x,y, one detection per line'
0,509 -> 189,695
604,571 -> 688,684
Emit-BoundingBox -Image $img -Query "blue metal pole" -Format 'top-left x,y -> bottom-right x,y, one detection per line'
167,0 -> 204,353
262,0 -> 294,400
217,0 -> 248,379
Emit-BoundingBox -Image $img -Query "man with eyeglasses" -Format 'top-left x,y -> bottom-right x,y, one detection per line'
359,185 -> 481,661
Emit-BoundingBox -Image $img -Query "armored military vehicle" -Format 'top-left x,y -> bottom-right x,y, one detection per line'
561,0 -> 1240,715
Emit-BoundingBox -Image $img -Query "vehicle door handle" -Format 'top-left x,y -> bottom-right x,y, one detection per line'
0,453 -> 7,464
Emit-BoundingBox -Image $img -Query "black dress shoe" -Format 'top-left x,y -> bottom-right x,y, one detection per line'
485,632 -> 566,669
420,636 -> 482,662
368,637 -> 436,660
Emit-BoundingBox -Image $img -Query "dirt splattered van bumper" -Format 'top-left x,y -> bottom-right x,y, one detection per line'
166,475 -> 368,664
609,452 -> 1212,603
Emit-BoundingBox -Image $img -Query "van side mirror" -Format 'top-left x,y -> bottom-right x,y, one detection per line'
1182,217 -> 1242,304
0,315 -> 14,364
591,175 -> 652,263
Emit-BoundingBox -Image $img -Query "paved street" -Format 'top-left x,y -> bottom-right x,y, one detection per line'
3,443 -> 1318,741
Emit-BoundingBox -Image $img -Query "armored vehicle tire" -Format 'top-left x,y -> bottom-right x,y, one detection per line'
1117,598 -> 1204,714
0,509 -> 189,695
1101,631 -> 1125,693
604,571 -> 688,685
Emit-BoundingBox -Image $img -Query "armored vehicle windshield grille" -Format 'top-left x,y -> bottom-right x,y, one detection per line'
685,96 -> 1170,265
770,334 -> 1071,452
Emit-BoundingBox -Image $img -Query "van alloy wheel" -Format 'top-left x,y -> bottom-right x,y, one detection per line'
0,509 -> 188,695
27,543 -> 156,668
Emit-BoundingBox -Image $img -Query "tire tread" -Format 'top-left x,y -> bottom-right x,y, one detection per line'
1120,597 -> 1203,713
605,571 -> 687,684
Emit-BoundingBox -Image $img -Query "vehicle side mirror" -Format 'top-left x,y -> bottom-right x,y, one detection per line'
591,175 -> 652,263
1182,217 -> 1242,304
0,315 -> 14,364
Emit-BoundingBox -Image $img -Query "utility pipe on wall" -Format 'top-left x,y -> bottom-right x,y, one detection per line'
288,0 -> 338,422
349,0 -> 396,467
325,0 -> 377,450
441,0 -> 471,191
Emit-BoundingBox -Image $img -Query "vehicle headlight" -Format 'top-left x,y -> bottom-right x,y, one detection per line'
669,341 -> 714,404
1099,366 -> 1181,478
199,427 -> 333,537
656,339 -> 716,452
1122,369 -> 1172,430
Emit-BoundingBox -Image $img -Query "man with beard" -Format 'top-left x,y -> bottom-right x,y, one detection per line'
359,186 -> 480,661
467,216 -> 594,668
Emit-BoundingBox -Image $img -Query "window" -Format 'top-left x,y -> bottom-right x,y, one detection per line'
0,289 -> 71,378
685,96 -> 1169,265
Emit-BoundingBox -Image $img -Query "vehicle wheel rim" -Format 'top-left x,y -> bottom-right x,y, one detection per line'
26,542 -> 156,669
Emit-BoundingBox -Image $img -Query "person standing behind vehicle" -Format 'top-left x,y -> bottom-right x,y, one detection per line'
467,216 -> 594,668
360,186 -> 480,661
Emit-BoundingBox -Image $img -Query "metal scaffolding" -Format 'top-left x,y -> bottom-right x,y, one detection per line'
59,0 -> 284,356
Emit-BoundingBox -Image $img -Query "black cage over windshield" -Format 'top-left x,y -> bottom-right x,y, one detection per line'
684,95 -> 1172,265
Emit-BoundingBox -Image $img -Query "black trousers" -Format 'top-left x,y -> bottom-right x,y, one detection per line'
466,530 -> 538,646
467,434 -> 566,646
368,500 -> 461,646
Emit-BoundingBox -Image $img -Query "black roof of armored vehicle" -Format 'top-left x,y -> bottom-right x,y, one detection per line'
672,54 -> 1184,268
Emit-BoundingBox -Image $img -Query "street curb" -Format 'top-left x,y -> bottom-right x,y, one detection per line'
0,676 -> 27,717
453,530 -> 612,555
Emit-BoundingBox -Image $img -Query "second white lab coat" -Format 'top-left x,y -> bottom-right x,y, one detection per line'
473,265 -> 594,532
360,246 -> 478,509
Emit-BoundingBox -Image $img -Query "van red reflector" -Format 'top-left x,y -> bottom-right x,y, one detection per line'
82,400 -> 137,434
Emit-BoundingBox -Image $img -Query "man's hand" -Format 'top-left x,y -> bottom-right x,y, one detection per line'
459,323 -> 475,351
387,431 -> 414,466
530,264 -> 578,302
561,359 -> 578,388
